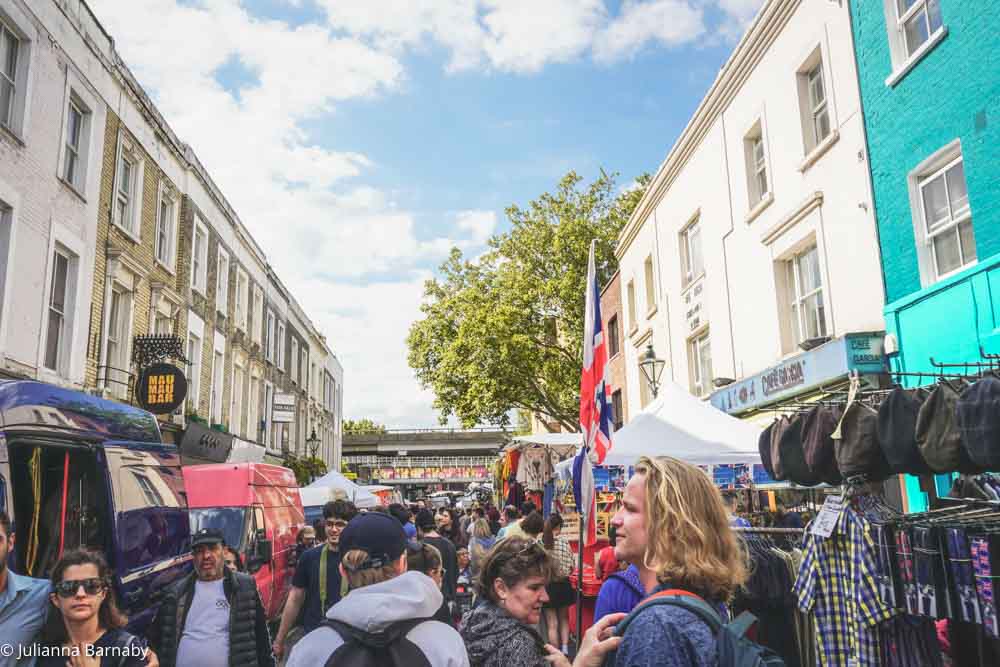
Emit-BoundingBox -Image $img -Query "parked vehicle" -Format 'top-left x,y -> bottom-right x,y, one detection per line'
182,463 -> 304,621
0,381 -> 191,632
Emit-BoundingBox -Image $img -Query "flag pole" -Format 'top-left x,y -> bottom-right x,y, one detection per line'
575,441 -> 585,655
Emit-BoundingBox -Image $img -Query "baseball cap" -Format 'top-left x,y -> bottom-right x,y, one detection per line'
191,528 -> 225,549
958,375 -> 1000,469
802,404 -> 843,485
758,422 -> 776,478
877,387 -> 932,475
338,512 -> 407,570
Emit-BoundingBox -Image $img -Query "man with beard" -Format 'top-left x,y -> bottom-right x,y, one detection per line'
273,500 -> 356,661
148,529 -> 273,667
0,511 -> 50,667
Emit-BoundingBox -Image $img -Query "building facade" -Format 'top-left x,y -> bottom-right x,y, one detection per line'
1,0 -> 344,470
850,0 -> 999,375
600,271 -> 628,429
616,0 -> 886,422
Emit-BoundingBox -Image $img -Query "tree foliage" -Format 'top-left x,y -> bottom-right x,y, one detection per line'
407,170 -> 650,431
283,453 -> 328,486
343,418 -> 387,435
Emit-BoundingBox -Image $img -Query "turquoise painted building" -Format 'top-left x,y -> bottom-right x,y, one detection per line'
849,0 -> 999,506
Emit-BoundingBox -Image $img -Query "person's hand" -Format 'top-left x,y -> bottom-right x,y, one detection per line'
572,612 -> 626,667
272,638 -> 285,659
543,645 -> 572,667
145,647 -> 160,667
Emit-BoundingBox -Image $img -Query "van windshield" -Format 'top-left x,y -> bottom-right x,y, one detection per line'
189,508 -> 247,550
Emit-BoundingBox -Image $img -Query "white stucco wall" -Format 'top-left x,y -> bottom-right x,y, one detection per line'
617,0 -> 884,419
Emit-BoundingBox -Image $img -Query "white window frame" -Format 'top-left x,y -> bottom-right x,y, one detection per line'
105,284 -> 133,399
643,255 -> 656,316
626,280 -> 637,333
265,309 -> 276,362
301,348 -> 308,388
795,47 -> 837,161
680,218 -> 704,288
895,0 -> 943,59
61,96 -> 90,192
187,332 -> 202,411
251,286 -> 264,345
806,64 -> 830,149
248,372 -> 260,443
235,268 -> 248,331
216,247 -> 229,315
210,332 -> 225,425
910,144 -> 975,284
263,381 -> 274,449
43,249 -> 71,372
0,9 -> 32,139
743,119 -> 771,211
786,245 -> 828,347
276,321 -> 286,370
191,217 -> 209,295
231,358 -> 245,438
154,182 -> 177,271
0,201 -> 16,344
688,329 -> 712,398
291,337 -> 299,385
112,135 -> 144,240
882,0 -> 947,86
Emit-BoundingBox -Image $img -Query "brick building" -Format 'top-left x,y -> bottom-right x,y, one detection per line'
600,270 -> 628,429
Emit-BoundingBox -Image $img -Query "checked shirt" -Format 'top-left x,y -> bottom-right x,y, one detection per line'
793,506 -> 895,666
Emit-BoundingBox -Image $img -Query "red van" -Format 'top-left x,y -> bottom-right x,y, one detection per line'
182,463 -> 304,621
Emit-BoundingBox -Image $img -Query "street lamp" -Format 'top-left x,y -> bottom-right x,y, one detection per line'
639,343 -> 667,399
306,428 -> 321,458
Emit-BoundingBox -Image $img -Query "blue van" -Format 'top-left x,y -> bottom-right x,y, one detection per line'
0,381 -> 191,631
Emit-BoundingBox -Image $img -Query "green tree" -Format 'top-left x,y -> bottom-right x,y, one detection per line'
407,170 -> 650,431
343,418 -> 387,434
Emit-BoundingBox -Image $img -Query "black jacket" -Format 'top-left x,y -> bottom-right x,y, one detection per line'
148,567 -> 274,667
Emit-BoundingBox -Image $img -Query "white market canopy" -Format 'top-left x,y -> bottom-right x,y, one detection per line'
511,433 -> 582,447
558,381 -> 762,472
304,470 -> 379,509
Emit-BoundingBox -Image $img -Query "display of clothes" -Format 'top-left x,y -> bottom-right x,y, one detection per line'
732,531 -> 813,667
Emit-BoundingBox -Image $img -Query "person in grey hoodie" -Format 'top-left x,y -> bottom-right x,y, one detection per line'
286,512 -> 468,667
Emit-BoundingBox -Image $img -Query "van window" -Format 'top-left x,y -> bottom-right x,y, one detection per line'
190,507 -> 247,550
107,452 -> 189,573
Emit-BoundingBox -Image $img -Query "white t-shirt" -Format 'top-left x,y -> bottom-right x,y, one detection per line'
176,578 -> 231,667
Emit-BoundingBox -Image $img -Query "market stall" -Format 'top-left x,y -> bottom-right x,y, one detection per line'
304,470 -> 379,512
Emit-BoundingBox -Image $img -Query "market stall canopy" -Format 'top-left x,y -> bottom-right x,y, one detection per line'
557,382 -> 762,473
304,470 -> 379,509
507,433 -> 580,459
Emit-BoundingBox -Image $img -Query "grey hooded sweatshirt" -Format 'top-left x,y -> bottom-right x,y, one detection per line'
461,599 -> 549,667
286,570 -> 469,667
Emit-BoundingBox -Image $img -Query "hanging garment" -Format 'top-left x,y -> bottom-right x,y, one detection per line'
970,535 -> 999,638
944,527 -> 982,624
542,480 -> 555,519
794,507 -> 895,667
896,528 -> 919,616
870,522 -> 901,610
879,614 -> 944,667
912,525 -> 951,619
516,446 -> 550,491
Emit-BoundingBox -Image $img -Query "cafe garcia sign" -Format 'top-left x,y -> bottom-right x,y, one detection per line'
709,332 -> 887,415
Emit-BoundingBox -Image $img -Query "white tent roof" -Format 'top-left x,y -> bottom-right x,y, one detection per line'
511,433 -> 582,447
559,382 -> 761,470
304,470 -> 379,509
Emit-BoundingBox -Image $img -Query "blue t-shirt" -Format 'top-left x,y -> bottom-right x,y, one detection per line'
0,571 -> 51,667
612,602 -> 717,667
292,545 -> 342,632
403,522 -> 417,539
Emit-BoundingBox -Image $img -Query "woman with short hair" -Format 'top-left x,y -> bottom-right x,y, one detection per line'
468,519 -> 495,582
38,549 -> 147,667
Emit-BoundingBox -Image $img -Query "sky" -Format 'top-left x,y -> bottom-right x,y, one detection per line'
87,0 -> 764,428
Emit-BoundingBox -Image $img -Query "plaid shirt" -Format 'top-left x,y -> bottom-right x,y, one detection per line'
793,507 -> 895,666
542,536 -> 576,580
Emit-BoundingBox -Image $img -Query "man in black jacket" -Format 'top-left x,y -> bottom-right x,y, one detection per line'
148,528 -> 274,667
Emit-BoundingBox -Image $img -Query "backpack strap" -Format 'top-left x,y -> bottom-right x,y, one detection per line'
614,589 -> 724,638
322,617 -> 432,666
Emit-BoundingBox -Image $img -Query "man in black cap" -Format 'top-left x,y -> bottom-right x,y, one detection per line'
148,528 -> 274,667
286,512 -> 469,666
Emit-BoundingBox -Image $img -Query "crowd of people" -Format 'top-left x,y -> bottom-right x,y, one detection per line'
0,455 -> 758,667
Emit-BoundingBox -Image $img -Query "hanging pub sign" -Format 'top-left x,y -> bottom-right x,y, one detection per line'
135,362 -> 187,415
180,420 -> 234,464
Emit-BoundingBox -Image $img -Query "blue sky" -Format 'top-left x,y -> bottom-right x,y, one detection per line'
90,0 -> 762,427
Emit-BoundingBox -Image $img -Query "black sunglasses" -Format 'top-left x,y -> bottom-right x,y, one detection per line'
55,578 -> 105,598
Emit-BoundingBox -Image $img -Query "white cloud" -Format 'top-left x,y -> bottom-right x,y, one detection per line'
594,1 -> 706,63
455,210 -> 498,244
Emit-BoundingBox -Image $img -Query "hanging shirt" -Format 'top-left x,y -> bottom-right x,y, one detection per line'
793,507 -> 895,667
516,447 -> 549,491
176,579 -> 230,667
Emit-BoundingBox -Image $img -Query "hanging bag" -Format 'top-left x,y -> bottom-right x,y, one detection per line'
614,589 -> 785,667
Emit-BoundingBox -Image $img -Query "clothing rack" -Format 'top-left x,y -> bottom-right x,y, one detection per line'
734,527 -> 805,534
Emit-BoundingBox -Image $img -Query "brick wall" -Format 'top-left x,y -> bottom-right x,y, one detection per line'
601,271 -> 628,424
850,0 -> 1000,304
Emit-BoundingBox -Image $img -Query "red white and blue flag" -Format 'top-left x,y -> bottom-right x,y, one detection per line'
574,240 -> 614,547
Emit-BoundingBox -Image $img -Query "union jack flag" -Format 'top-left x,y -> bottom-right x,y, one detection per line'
574,240 -> 614,547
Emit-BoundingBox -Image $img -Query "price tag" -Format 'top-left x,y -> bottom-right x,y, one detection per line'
810,494 -> 844,538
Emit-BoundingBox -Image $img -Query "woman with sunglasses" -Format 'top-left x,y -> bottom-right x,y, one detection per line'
461,537 -> 622,667
37,549 -> 146,667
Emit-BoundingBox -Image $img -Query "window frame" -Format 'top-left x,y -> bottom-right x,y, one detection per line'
231,360 -> 245,438
43,249 -> 71,372
786,245 -> 828,347
917,153 -> 975,281
112,136 -> 144,240
0,20 -> 18,131
235,268 -> 248,331
643,255 -> 656,315
62,99 -> 84,188
251,286 -> 264,345
105,284 -> 133,399
187,332 -> 202,410
625,280 -> 637,333
806,63 -> 830,149
744,119 -> 771,210
0,11 -> 31,139
191,217 -> 209,295
216,247 -> 230,315
611,389 -> 623,431
688,330 -> 712,398
895,0 -> 942,58
291,337 -> 299,385
607,314 -> 620,358
276,321 -> 286,370
680,218 -> 704,288
154,183 -> 177,271
265,310 -> 276,362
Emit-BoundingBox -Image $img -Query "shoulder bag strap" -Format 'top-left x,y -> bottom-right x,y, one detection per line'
319,545 -> 329,613
615,589 -> 723,638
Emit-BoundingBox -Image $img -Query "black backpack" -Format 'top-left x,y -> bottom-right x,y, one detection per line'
322,617 -> 433,667
615,589 -> 785,667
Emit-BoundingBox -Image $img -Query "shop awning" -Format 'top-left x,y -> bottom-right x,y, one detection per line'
305,470 -> 379,509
